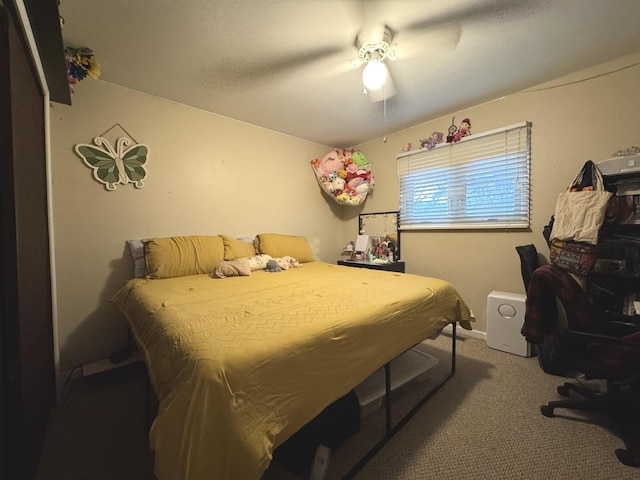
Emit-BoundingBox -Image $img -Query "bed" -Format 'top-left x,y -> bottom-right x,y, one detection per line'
112,234 -> 472,480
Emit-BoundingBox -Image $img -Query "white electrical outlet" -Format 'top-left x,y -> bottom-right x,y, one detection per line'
308,444 -> 331,480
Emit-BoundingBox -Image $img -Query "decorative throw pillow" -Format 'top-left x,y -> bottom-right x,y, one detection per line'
254,233 -> 315,263
126,239 -> 146,278
143,235 -> 225,279
220,234 -> 257,260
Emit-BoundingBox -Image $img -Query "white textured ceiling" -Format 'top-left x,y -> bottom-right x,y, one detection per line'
59,0 -> 640,147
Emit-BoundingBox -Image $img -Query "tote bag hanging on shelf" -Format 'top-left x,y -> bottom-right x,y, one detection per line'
550,160 -> 612,246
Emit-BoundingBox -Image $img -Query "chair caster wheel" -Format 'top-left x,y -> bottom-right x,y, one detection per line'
557,385 -> 570,397
540,405 -> 554,417
615,448 -> 640,467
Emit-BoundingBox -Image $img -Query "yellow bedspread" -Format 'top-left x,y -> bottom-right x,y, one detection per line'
111,261 -> 472,480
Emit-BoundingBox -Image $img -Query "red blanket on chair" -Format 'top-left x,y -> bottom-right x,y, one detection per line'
521,264 -> 594,344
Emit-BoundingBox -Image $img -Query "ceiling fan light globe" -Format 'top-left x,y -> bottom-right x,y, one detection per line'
362,59 -> 387,91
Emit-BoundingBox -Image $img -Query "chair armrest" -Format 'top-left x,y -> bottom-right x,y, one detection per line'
565,329 -> 640,350
596,319 -> 640,337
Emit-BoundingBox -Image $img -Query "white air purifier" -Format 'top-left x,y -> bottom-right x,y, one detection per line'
486,291 -> 531,357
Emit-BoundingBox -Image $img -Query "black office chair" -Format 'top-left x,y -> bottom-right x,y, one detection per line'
517,250 -> 640,467
516,244 -> 540,290
516,244 -> 568,376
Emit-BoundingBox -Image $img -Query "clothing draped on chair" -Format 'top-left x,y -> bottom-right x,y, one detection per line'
521,264 -> 594,344
520,260 -> 640,467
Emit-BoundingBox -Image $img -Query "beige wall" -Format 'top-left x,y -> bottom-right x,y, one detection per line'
50,81 -> 341,371
352,52 -> 640,333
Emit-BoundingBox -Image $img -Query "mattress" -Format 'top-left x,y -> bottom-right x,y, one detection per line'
111,261 -> 472,480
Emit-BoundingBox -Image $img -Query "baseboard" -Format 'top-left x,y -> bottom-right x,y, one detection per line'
443,324 -> 486,341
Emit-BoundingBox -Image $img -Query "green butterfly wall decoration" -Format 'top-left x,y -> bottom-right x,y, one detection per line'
74,136 -> 149,191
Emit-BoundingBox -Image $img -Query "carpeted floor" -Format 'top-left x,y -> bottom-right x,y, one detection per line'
36,334 -> 639,480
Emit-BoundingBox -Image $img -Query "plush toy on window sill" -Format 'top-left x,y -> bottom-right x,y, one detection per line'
420,131 -> 444,150
446,117 -> 458,143
452,118 -> 471,143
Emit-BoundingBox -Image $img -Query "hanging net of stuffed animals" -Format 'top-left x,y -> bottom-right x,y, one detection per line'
311,148 -> 374,206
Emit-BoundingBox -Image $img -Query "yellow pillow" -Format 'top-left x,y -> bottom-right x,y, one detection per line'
143,235 -> 225,279
254,233 -> 315,263
220,234 -> 257,260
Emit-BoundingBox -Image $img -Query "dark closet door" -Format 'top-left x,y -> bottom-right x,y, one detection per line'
0,4 -> 56,480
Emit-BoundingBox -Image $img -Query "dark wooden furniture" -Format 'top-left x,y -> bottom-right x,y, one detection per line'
1,2 -> 68,478
337,260 -> 406,273
589,172 -> 640,326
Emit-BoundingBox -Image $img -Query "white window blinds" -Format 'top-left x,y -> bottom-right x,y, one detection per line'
397,121 -> 531,230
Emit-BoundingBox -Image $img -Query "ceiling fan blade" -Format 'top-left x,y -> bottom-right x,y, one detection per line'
398,0 -> 542,35
384,0 -> 543,59
392,21 -> 462,59
205,45 -> 351,90
366,66 -> 396,103
363,22 -> 387,45
358,0 -> 388,45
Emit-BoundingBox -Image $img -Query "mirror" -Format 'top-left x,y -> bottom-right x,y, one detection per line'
358,211 -> 400,260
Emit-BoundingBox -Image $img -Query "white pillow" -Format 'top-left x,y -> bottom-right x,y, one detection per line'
127,239 -> 146,278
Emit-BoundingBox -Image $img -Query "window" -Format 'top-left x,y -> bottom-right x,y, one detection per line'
398,122 -> 531,230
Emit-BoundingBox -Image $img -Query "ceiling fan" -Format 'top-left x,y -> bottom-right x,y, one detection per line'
339,0 -> 542,103
211,1 -> 539,101
354,24 -> 399,102
208,6 -> 462,97
346,5 -> 471,104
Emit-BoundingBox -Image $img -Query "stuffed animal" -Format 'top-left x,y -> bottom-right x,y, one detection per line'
330,176 -> 346,194
420,131 -> 444,150
313,149 -> 346,178
265,259 -> 282,272
347,176 -> 367,193
344,158 -> 358,173
311,148 -> 374,206
452,118 -> 471,142
351,150 -> 368,167
274,256 -> 302,270
265,257 -> 302,272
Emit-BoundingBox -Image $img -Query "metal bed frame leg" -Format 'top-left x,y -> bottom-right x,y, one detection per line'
343,323 -> 457,479
384,363 -> 392,434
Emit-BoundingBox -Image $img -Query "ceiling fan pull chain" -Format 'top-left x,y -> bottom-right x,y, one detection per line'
382,85 -> 388,143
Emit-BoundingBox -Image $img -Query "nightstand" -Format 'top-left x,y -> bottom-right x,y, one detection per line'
337,260 -> 405,273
